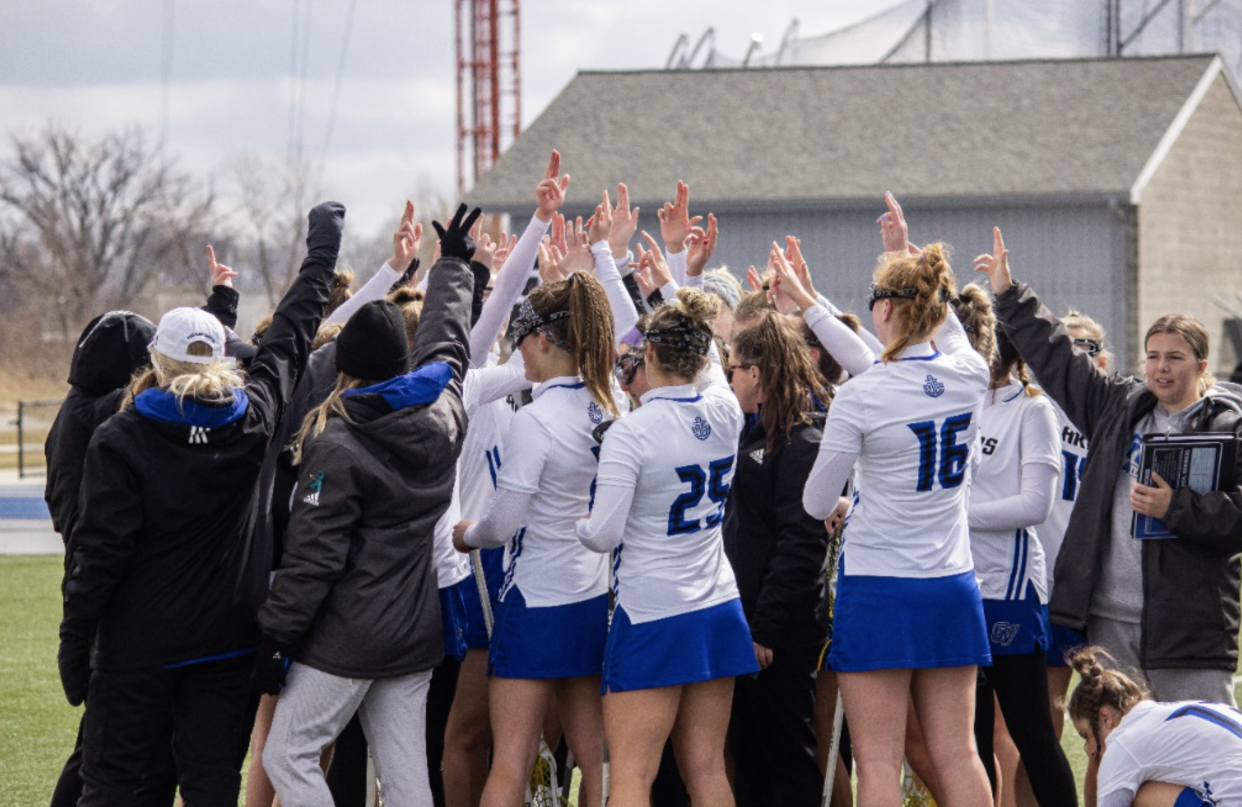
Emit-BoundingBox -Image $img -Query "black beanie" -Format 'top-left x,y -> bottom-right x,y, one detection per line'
335,300 -> 411,381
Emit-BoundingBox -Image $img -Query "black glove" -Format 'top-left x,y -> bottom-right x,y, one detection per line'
432,203 -> 482,263
469,260 -> 491,327
306,201 -> 347,256
253,636 -> 293,696
57,621 -> 92,707
389,257 -> 420,295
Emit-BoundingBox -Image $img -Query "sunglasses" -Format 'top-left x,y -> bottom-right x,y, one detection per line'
1072,337 -> 1102,357
615,352 -> 645,385
726,363 -> 754,383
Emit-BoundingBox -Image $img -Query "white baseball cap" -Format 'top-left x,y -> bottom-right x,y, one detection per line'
150,307 -> 227,364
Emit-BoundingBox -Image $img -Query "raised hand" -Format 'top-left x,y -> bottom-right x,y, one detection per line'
637,231 -> 673,290
589,190 -> 613,244
609,182 -> 640,259
657,180 -> 702,255
206,245 -> 238,288
492,232 -> 517,272
389,200 -> 423,270
783,235 -> 817,299
475,232 -> 498,270
973,226 -> 1013,295
770,242 -> 815,313
538,241 -> 567,285
432,203 -> 484,262
550,213 -> 568,256
564,216 -> 595,276
535,150 -> 571,223
633,263 -> 657,297
685,213 -> 718,278
746,265 -> 764,293
877,192 -> 910,255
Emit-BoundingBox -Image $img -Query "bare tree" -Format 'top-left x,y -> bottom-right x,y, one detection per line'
0,124 -> 215,338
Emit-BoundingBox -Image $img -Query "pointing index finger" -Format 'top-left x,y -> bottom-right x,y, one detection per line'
545,150 -> 560,181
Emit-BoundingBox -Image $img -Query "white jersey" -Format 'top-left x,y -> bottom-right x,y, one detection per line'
1097,700 -> 1242,806
818,343 -> 988,578
458,356 -> 527,521
432,485 -> 471,588
594,381 -> 744,624
970,382 -> 1062,602
496,375 -> 610,607
1034,401 -> 1088,592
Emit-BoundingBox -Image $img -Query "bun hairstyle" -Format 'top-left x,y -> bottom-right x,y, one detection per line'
526,272 -> 619,418
1064,309 -> 1113,371
873,243 -> 956,363
733,290 -> 775,334
798,312 -> 860,385
951,284 -> 996,365
386,286 -> 425,347
645,288 -> 719,381
1145,313 -> 1215,392
324,266 -> 355,319
1066,646 -> 1147,747
731,310 -> 832,452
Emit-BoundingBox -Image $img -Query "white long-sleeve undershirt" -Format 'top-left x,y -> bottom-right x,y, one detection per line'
469,214 -> 547,367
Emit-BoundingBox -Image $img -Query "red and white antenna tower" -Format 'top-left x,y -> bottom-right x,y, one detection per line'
455,0 -> 522,196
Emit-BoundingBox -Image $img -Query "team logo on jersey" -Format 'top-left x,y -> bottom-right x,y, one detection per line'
922,374 -> 945,398
990,621 -> 1020,647
587,401 -> 603,424
302,471 -> 325,506
692,416 -> 712,440
188,426 -> 210,444
749,448 -> 765,465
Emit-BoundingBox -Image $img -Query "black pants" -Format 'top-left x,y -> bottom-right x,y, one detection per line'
50,712 -> 178,807
427,656 -> 462,807
78,654 -> 258,807
975,652 -> 1078,807
322,655 -> 463,807
728,643 -> 824,807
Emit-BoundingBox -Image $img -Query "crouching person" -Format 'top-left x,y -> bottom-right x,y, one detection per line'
255,205 -> 480,807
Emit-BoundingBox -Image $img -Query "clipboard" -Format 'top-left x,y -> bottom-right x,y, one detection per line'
1131,432 -> 1238,539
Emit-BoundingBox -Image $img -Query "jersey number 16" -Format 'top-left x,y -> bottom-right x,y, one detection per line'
907,413 -> 973,492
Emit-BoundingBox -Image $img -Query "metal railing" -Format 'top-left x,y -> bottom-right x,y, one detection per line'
15,399 -> 63,478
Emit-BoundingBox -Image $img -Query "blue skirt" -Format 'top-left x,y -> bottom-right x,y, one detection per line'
602,599 -> 759,694
488,587 -> 609,679
982,581 -> 1050,658
1044,623 -> 1085,668
462,547 -> 504,650
440,581 -> 470,662
829,569 -> 991,672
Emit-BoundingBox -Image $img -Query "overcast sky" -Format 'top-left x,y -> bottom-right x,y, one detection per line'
1,0 -> 906,237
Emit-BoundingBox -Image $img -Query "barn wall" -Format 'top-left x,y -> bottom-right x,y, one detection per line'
702,201 -> 1133,370
1139,72 -> 1242,375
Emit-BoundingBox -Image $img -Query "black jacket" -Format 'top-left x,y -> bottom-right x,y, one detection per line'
61,203 -> 344,671
44,312 -> 156,550
996,282 -> 1242,670
723,414 -> 830,649
258,255 -> 472,678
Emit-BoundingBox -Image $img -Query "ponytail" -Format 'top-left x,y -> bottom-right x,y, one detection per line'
1066,646 -> 1147,748
526,274 -> 619,418
566,273 -> 620,417
875,243 -> 957,363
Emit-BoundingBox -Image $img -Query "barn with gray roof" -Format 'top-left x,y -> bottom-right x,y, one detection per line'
468,54 -> 1242,372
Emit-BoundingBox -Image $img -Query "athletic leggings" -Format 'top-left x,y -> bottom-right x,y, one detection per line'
974,651 -> 1078,807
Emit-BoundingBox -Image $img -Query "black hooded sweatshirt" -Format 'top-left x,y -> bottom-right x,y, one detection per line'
61,202 -> 344,671
44,312 -> 156,550
258,255 -> 473,678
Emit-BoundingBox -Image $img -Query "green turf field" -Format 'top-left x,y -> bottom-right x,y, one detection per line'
2,554 -> 1237,806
